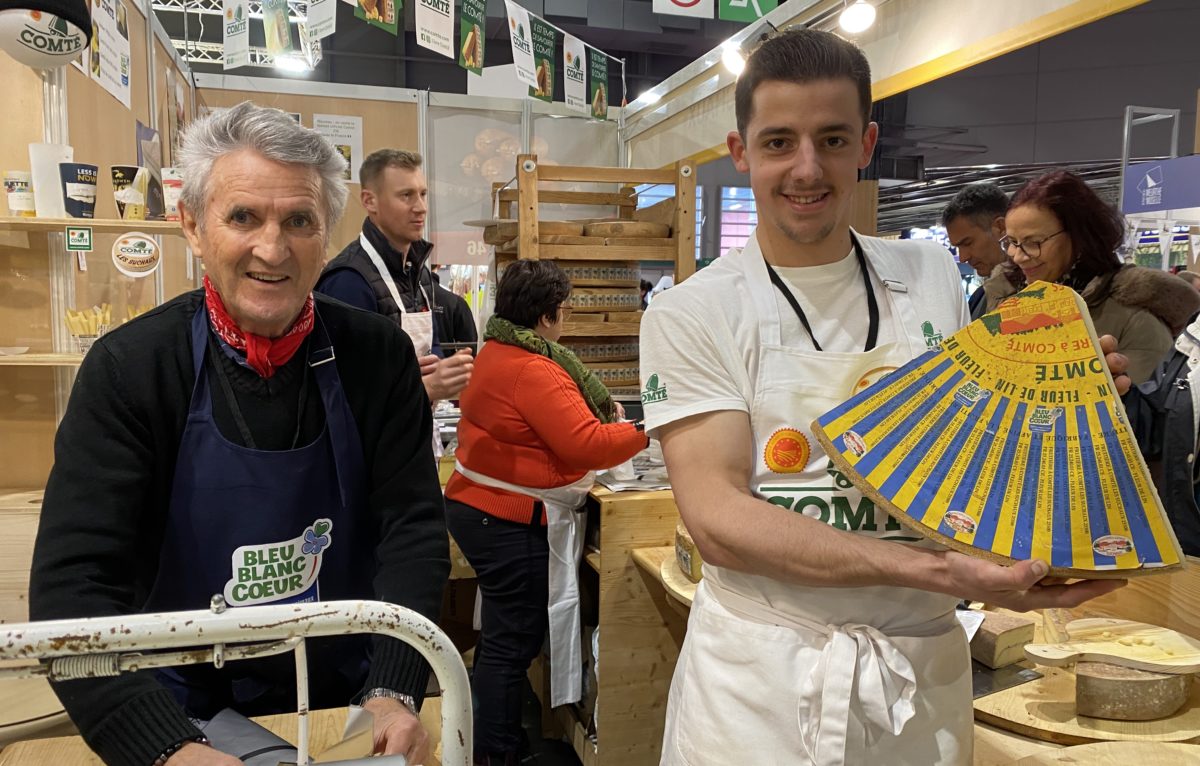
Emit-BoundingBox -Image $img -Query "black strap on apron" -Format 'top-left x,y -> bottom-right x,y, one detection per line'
764,232 -> 880,353
208,334 -> 311,450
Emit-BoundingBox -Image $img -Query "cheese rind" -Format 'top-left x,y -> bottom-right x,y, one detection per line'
1075,661 -> 1192,721
970,611 -> 1036,669
675,523 -> 703,583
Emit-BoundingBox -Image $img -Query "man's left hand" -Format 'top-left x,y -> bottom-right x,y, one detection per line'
363,697 -> 430,764
1098,334 -> 1131,395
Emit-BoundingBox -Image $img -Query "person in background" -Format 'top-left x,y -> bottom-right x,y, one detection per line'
318,149 -> 473,401
29,102 -> 448,766
431,270 -> 479,352
640,278 -> 654,310
1177,270 -> 1200,292
997,170 -> 1200,383
444,261 -> 647,766
639,30 -> 1128,766
941,182 -> 1015,319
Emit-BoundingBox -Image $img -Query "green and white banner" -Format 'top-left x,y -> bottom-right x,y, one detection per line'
589,48 -> 608,120
305,0 -> 337,42
504,0 -> 538,89
355,0 -> 399,36
563,34 -> 588,115
458,0 -> 487,74
416,0 -> 453,58
529,16 -> 556,102
718,0 -> 778,22
222,0 -> 249,69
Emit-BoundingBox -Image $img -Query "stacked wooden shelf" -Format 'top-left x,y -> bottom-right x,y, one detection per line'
469,155 -> 696,393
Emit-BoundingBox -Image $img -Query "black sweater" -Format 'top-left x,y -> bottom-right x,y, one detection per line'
29,290 -> 450,766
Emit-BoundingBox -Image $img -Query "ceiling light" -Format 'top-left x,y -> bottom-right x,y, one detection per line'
839,1 -> 876,34
274,54 -> 312,73
722,43 -> 745,76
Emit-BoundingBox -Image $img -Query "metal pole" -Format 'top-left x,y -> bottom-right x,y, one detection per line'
41,64 -> 74,421
294,638 -> 310,764
1118,105 -> 1134,214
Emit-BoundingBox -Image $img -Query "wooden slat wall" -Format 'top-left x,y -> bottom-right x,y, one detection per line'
195,89 -> 420,259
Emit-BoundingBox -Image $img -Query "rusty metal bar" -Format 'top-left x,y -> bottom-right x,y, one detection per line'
0,600 -> 471,764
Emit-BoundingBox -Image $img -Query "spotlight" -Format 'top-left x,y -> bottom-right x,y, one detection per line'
839,1 -> 876,34
721,43 -> 745,76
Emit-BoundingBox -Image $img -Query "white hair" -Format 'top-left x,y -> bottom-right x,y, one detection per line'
177,101 -> 349,239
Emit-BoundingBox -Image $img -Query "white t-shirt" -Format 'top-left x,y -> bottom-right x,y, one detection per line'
639,232 -> 969,438
771,247 -> 897,353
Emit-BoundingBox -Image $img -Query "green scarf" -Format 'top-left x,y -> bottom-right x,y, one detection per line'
485,315 -> 618,424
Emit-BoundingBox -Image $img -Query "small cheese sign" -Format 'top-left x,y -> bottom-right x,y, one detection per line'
65,225 -> 92,252
112,232 -> 161,278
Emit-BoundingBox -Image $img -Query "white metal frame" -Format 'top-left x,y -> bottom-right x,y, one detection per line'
0,600 -> 472,765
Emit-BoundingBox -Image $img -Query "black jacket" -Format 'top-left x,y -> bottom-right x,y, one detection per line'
319,218 -> 437,325
29,290 -> 449,766
433,283 -> 478,349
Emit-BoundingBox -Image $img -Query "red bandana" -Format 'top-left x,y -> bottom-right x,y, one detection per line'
203,275 -> 315,379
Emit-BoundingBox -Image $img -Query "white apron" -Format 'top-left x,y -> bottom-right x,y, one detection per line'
661,235 -> 973,766
454,461 -> 593,707
358,233 -> 434,357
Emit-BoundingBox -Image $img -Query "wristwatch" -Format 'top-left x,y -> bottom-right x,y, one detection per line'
360,687 -> 418,716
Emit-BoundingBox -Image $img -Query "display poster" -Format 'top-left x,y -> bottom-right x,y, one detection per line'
1121,155 -> 1200,215
812,282 -> 1184,577
222,0 -> 250,70
528,16 -> 555,102
563,35 -> 587,115
416,0 -> 453,58
653,0 -> 714,18
135,122 -> 165,219
457,0 -> 486,74
89,0 -> 132,110
504,1 -> 538,89
356,0 -> 399,36
588,48 -> 608,120
313,114 -> 363,183
262,0 -> 294,57
718,0 -> 778,22
306,0 -> 338,42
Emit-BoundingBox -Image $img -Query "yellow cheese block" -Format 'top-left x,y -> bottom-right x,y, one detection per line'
675,523 -> 703,583
971,610 -> 1036,669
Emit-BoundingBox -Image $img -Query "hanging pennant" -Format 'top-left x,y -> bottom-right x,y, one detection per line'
416,0 -> 454,58
528,16 -> 555,102
718,0 -> 778,22
653,0 -> 714,18
458,0 -> 486,73
261,0 -> 294,57
563,34 -> 587,115
221,0 -> 249,70
306,0 -> 337,42
356,0 -> 399,36
504,0 -> 538,89
589,48 -> 608,120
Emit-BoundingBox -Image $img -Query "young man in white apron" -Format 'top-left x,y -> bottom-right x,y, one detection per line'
318,149 -> 473,402
639,30 -> 1129,766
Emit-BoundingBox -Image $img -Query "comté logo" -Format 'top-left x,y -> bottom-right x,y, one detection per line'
641,373 -> 668,404
764,428 -> 810,474
226,5 -> 247,34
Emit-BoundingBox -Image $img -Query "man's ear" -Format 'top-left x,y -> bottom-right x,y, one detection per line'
991,215 -> 1007,240
178,199 -> 203,257
858,121 -> 880,169
361,185 -> 377,216
728,130 -> 750,173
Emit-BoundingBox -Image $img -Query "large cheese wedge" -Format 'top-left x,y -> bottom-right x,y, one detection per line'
812,282 -> 1184,578
970,610 -> 1036,669
675,523 -> 703,583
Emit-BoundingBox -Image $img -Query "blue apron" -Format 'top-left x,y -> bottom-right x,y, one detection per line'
143,305 -> 372,719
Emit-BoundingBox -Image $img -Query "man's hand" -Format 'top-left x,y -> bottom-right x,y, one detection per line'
165,742 -> 243,765
941,552 -> 1125,611
614,401 -> 626,420
1099,334 -> 1131,395
421,349 -> 473,401
363,697 -> 430,764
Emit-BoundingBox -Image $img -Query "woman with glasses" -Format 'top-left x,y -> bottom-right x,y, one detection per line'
996,169 -> 1199,382
444,260 -> 648,766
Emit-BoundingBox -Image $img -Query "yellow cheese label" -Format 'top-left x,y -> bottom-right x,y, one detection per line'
812,282 -> 1183,577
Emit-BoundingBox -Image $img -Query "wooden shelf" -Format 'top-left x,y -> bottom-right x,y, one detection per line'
585,547 -> 601,573
0,216 -> 182,235
632,546 -> 696,609
0,353 -> 83,367
561,320 -> 642,337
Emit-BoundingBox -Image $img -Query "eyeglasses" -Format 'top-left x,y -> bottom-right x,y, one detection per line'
1000,230 -> 1066,260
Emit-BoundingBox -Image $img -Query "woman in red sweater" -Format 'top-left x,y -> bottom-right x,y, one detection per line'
445,261 -> 646,766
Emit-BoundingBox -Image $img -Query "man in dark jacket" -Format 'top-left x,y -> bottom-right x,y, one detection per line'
317,149 -> 472,400
431,271 -> 478,351
942,183 -> 1014,320
29,102 -> 449,766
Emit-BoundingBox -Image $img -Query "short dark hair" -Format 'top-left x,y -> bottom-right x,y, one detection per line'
1007,170 -> 1124,289
360,148 -> 422,189
735,29 -> 872,136
942,183 -> 1009,229
495,260 -> 572,329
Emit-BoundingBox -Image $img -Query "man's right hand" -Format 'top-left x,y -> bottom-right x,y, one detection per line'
165,742 -> 243,765
421,349 -> 474,401
940,552 -> 1126,611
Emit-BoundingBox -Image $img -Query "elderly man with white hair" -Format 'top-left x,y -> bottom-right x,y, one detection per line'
29,101 -> 449,766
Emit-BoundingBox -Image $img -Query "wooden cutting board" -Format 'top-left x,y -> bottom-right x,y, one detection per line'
1025,618 -> 1200,674
973,662 -> 1200,745
1008,741 -> 1200,764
